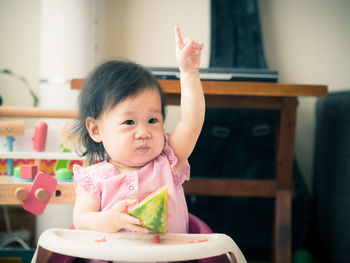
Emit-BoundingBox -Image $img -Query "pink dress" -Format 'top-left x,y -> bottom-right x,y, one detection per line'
73,136 -> 190,233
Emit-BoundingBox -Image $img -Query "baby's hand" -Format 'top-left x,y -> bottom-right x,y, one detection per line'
175,26 -> 203,73
111,199 -> 149,233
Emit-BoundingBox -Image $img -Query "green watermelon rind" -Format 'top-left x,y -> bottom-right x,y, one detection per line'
128,187 -> 168,234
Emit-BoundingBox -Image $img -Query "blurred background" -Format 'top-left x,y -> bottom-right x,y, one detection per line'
1,0 -> 350,262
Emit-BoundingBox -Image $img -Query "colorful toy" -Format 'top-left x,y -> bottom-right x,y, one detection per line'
55,168 -> 73,181
32,121 -> 47,152
0,120 -> 24,175
0,120 -> 24,137
20,164 -> 38,180
15,186 -> 28,201
22,172 -> 57,215
5,136 -> 15,175
55,148 -> 71,171
13,165 -> 21,177
128,186 -> 168,234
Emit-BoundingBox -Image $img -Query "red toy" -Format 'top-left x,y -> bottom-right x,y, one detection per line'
22,172 -> 57,215
20,164 -> 38,180
33,121 -> 48,152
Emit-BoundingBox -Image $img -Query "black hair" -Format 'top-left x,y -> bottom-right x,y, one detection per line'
74,59 -> 166,164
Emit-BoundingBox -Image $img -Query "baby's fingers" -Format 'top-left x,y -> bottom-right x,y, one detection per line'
190,41 -> 204,55
128,224 -> 150,234
114,199 -> 137,212
175,26 -> 184,49
121,213 -> 142,225
181,39 -> 194,58
121,213 -> 149,233
198,42 -> 204,50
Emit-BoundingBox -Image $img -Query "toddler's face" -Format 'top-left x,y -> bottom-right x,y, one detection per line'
94,88 -> 164,173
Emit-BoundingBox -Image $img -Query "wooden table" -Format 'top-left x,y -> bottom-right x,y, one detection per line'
159,80 -> 326,263
0,79 -> 327,263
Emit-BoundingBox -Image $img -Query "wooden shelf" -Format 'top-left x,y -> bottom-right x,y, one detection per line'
160,79 -> 328,97
0,152 -> 84,160
0,176 -> 75,205
71,78 -> 328,98
0,106 -> 77,119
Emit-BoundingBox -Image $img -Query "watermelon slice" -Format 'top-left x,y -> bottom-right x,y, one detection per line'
128,186 -> 168,234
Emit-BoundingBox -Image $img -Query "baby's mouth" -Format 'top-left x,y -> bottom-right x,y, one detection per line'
136,145 -> 150,153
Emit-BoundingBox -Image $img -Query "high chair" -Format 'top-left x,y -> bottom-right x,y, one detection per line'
31,213 -> 246,263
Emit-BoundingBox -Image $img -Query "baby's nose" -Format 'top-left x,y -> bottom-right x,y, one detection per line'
135,125 -> 151,139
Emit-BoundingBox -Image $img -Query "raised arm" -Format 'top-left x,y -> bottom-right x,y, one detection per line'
168,26 -> 205,172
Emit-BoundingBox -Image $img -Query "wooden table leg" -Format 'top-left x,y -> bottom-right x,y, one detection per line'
273,97 -> 297,263
274,189 -> 292,263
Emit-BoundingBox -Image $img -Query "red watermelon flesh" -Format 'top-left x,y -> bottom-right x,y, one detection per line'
128,186 -> 168,234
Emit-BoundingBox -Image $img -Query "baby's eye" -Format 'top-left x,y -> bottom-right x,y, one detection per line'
148,118 -> 158,124
123,120 -> 135,125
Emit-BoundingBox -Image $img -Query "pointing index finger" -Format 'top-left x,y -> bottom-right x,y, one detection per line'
175,26 -> 184,48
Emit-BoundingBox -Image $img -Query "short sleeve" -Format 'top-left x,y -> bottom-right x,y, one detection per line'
73,164 -> 101,204
162,133 -> 190,186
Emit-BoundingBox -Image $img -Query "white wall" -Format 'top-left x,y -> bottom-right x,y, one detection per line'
259,0 -> 350,191
103,0 -> 210,67
102,0 -> 211,134
1,0 -> 350,242
0,0 -> 40,108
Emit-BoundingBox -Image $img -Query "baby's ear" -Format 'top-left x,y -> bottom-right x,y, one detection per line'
85,117 -> 102,142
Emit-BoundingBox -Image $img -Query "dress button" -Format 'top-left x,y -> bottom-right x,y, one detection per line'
129,185 -> 134,191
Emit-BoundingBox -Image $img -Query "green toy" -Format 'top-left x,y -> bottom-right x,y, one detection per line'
55,168 -> 73,181
55,148 -> 71,171
13,166 -> 21,177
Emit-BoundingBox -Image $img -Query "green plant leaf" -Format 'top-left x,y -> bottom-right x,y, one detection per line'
0,69 -> 39,107
1,69 -> 12,74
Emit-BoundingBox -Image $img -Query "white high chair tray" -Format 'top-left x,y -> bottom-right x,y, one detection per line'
36,228 -> 246,262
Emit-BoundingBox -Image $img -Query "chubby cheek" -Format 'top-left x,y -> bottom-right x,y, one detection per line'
103,136 -> 129,158
154,132 -> 165,154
